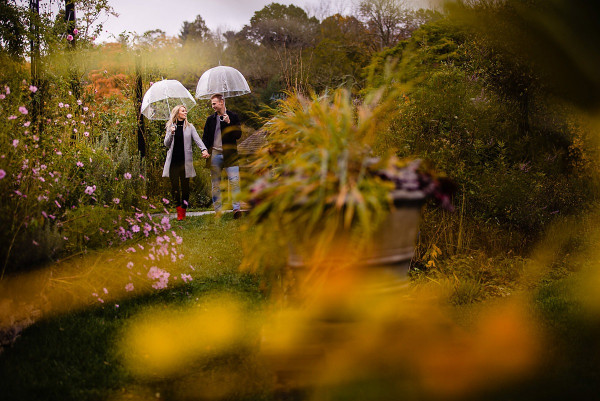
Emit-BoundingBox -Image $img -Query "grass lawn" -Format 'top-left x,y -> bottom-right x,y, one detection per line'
1,214 -> 600,401
0,214 -> 273,401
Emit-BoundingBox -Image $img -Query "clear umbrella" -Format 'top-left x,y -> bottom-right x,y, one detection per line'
140,80 -> 196,120
195,66 -> 251,99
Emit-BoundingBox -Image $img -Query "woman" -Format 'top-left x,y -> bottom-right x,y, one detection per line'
162,105 -> 209,220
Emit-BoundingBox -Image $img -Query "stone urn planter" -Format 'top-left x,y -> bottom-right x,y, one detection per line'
241,90 -> 453,286
286,191 -> 426,279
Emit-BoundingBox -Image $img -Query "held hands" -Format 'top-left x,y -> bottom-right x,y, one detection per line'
201,149 -> 210,159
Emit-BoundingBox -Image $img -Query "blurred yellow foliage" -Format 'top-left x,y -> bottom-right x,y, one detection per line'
119,295 -> 246,378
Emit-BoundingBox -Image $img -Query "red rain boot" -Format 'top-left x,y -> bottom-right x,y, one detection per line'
176,206 -> 184,221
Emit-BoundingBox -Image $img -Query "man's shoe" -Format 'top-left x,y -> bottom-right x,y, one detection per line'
233,210 -> 242,219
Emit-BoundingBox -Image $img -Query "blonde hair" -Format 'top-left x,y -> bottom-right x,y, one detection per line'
166,105 -> 190,129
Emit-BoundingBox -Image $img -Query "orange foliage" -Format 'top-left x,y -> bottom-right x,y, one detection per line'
84,43 -> 133,103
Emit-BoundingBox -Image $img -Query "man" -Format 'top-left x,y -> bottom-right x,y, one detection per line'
202,94 -> 242,218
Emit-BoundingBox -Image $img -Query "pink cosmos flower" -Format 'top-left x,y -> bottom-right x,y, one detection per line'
127,261 -> 133,269
84,185 -> 96,195
84,131 -> 90,137
83,106 -> 89,112
67,34 -> 74,41
73,28 -> 79,35
29,85 -> 38,93
76,161 -> 84,167
5,86 -> 9,94
12,139 -> 19,148
162,198 -> 169,204
55,200 -> 61,208
131,225 -> 140,233
77,99 -> 82,105
8,115 -> 16,120
113,198 -> 120,204
24,121 -> 30,127
0,170 -> 5,179
125,283 -> 134,292
19,106 -> 28,114
0,94 -> 5,100
58,102 -> 64,108
181,274 -> 193,283
123,172 -> 132,180
66,113 -> 72,119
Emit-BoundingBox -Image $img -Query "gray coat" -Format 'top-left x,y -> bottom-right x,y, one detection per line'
162,123 -> 207,178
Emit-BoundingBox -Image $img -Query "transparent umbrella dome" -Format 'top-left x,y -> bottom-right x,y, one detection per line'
195,66 -> 251,99
141,80 -> 196,120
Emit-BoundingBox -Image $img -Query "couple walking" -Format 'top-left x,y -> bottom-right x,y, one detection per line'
162,94 -> 242,220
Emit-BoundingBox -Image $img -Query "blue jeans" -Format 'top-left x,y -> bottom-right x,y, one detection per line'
210,153 -> 240,212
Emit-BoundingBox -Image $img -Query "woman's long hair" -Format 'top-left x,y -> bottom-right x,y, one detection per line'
166,105 -> 190,129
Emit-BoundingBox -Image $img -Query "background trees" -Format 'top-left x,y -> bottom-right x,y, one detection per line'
179,14 -> 210,43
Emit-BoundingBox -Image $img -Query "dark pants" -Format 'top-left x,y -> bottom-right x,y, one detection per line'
169,163 -> 189,209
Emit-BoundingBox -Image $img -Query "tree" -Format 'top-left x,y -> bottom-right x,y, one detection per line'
0,0 -> 26,59
74,0 -> 117,39
135,29 -> 177,49
234,3 -> 320,92
312,14 -> 371,90
179,14 -> 210,43
357,0 -> 434,51
239,3 -> 318,49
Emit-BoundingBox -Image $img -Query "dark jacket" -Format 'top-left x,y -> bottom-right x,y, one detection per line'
202,110 -> 242,168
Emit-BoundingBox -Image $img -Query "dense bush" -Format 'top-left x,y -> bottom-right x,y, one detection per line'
0,75 -> 184,277
366,19 -> 599,257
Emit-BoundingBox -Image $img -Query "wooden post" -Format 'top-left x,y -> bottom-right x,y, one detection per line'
65,0 -> 80,103
29,0 -> 42,135
135,53 -> 147,158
